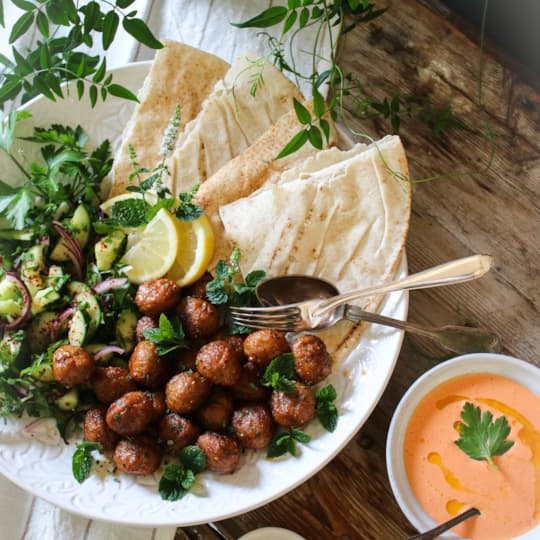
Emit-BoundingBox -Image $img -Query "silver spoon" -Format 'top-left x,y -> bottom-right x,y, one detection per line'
408,507 -> 481,539
256,275 -> 501,354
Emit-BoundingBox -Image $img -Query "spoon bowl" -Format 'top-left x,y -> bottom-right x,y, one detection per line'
256,274 -> 338,306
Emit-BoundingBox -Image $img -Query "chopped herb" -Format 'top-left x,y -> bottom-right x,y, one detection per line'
158,445 -> 207,501
72,442 -> 101,483
454,402 -> 514,467
143,313 -> 187,355
262,353 -> 296,392
267,428 -> 311,458
316,384 -> 338,432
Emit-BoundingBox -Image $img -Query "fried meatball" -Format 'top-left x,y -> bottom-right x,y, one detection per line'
232,404 -> 275,449
197,432 -> 242,474
83,406 -> 118,451
106,391 -> 154,436
196,340 -> 241,386
176,348 -> 198,372
165,371 -> 211,414
129,340 -> 171,389
270,382 -> 316,428
177,296 -> 220,339
213,332 -> 245,362
52,344 -> 95,388
230,361 -> 269,402
91,366 -> 137,404
135,316 -> 158,341
183,271 -> 213,299
148,390 -> 166,423
197,388 -> 234,431
135,278 -> 181,317
291,334 -> 332,385
113,435 -> 162,475
159,413 -> 201,454
243,329 -> 290,369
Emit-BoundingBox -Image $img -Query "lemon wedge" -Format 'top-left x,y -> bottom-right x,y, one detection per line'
120,208 -> 180,284
167,214 -> 215,287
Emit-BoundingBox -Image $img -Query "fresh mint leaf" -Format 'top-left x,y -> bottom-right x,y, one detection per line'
158,446 -> 207,501
72,441 -> 101,483
316,383 -> 338,432
454,402 -> 514,466
143,313 -> 187,355
267,428 -> 310,458
263,353 -> 296,392
110,198 -> 149,228
175,184 -> 203,222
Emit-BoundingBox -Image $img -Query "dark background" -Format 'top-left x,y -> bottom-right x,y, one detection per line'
442,0 -> 540,76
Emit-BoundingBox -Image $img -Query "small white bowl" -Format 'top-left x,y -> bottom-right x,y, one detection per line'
238,527 -> 306,540
386,353 -> 540,540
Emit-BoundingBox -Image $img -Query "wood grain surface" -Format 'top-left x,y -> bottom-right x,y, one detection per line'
177,0 -> 539,538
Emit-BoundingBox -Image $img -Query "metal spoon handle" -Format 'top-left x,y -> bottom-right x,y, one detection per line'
318,255 -> 493,315
344,305 -> 501,354
408,507 -> 481,540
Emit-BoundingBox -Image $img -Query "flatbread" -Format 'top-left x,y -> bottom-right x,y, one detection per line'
194,103 -> 337,267
165,53 -> 304,195
218,135 -> 411,363
110,40 -> 229,196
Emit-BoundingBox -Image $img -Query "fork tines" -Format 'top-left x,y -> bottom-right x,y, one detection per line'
228,305 -> 301,331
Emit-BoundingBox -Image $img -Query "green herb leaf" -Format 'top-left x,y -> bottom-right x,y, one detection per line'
275,128 -> 308,159
267,428 -> 310,458
106,83 -> 138,102
72,442 -> 101,483
231,6 -> 288,29
316,383 -> 338,432
143,313 -> 187,355
9,11 -> 34,44
122,17 -> 163,49
454,402 -> 514,466
180,445 -> 207,474
110,198 -> 149,228
263,353 -> 296,392
293,98 -> 312,125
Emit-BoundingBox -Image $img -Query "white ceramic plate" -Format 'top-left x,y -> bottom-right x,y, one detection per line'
386,353 -> 540,540
0,62 -> 407,527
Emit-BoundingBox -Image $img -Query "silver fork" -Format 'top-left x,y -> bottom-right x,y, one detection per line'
229,255 -> 493,333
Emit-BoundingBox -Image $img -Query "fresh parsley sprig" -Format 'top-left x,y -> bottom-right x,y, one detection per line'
267,428 -> 311,458
262,353 -> 296,392
0,0 -> 162,109
158,445 -> 207,501
316,383 -> 338,432
454,402 -> 514,467
143,313 -> 187,356
72,441 -> 101,483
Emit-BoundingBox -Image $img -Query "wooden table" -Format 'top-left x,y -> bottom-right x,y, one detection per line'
177,0 -> 540,538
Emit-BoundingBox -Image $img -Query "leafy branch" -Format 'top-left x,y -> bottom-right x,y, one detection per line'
0,0 -> 163,110
232,0 -> 466,158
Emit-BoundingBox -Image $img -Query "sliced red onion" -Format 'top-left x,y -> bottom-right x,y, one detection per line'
1,272 -> 32,331
52,221 -> 84,280
50,307 -> 74,342
24,417 -> 47,433
93,345 -> 125,362
93,278 -> 128,295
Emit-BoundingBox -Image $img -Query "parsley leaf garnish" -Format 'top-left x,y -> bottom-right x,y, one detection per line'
262,353 -> 296,392
158,445 -> 207,501
143,313 -> 187,355
454,402 -> 514,466
316,384 -> 338,432
72,442 -> 101,483
267,428 -> 311,458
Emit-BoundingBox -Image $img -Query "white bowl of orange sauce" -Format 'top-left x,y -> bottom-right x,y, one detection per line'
386,353 -> 540,540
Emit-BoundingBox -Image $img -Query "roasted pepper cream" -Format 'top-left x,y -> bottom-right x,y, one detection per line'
404,373 -> 540,540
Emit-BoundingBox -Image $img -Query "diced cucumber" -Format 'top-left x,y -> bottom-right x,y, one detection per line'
0,299 -> 22,317
31,287 -> 61,315
68,309 -> 89,347
67,281 -> 101,338
50,204 -> 91,262
30,363 -> 55,382
94,230 -> 126,271
55,388 -> 79,411
116,308 -> 138,353
28,311 -> 57,353
0,331 -> 27,374
20,245 -> 45,297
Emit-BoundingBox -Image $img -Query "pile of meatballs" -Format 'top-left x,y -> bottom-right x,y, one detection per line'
52,274 -> 333,478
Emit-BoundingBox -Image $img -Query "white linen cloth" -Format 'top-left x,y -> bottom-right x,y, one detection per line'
0,1 -> 334,538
